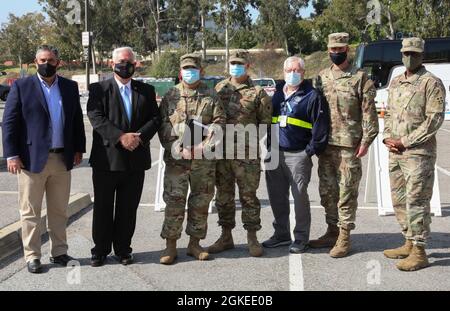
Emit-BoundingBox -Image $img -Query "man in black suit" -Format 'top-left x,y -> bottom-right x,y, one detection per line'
2,45 -> 86,273
87,46 -> 161,267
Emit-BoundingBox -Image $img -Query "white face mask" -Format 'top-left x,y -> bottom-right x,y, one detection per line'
284,71 -> 302,87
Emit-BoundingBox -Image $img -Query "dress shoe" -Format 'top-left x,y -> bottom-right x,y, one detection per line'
50,254 -> 74,266
118,254 -> 134,266
91,254 -> 107,267
27,259 -> 43,274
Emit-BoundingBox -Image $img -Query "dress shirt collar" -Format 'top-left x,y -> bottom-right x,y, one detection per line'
283,84 -> 300,100
114,76 -> 131,92
37,73 -> 59,88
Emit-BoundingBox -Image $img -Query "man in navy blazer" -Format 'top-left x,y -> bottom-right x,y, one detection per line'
2,45 -> 86,273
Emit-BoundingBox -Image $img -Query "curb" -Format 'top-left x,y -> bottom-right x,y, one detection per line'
0,193 -> 92,261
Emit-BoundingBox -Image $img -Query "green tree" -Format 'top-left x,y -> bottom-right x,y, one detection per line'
150,50 -> 184,78
230,28 -> 257,49
310,0 -> 330,17
253,0 -> 309,54
212,0 -> 255,72
0,13 -> 48,69
167,0 -> 201,52
38,0 -> 83,64
311,0 -> 368,49
389,0 -> 450,38
39,0 -> 157,68
288,19 -> 319,55
310,0 -> 450,48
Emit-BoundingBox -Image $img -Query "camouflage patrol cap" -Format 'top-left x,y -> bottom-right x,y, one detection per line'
400,37 -> 425,53
180,53 -> 202,68
327,32 -> 349,48
229,49 -> 250,64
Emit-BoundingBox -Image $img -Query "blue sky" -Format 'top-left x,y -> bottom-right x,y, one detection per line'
0,1 -> 314,25
0,1 -> 43,25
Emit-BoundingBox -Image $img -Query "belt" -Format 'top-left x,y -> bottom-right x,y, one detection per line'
49,148 -> 64,153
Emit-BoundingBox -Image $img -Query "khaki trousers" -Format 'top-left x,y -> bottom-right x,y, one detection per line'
18,153 -> 71,262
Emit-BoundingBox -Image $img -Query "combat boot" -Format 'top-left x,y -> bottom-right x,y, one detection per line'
308,224 -> 339,248
247,230 -> 263,257
208,227 -> 234,254
187,237 -> 209,261
329,228 -> 351,258
396,244 -> 429,271
383,239 -> 413,259
160,239 -> 177,265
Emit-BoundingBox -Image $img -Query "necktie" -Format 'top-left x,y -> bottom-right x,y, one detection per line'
121,86 -> 132,123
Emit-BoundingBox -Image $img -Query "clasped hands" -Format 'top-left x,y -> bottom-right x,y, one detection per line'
383,138 -> 406,154
119,133 -> 142,152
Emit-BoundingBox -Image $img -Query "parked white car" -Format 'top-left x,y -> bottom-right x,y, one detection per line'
252,78 -> 276,97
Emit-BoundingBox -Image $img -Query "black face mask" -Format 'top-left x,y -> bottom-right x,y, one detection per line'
114,62 -> 135,79
37,63 -> 57,78
330,52 -> 347,66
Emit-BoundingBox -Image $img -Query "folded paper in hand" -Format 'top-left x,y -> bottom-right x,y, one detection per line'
181,119 -> 209,148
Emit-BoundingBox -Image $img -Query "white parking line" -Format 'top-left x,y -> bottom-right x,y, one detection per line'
0,191 -> 18,194
309,205 -> 377,210
437,165 -> 450,177
440,128 -> 450,133
289,253 -> 305,291
289,204 -> 305,291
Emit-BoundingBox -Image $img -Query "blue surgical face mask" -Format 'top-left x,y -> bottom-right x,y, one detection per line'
284,71 -> 302,87
181,68 -> 200,84
229,64 -> 246,78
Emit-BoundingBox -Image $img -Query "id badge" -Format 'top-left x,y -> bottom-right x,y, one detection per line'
279,115 -> 287,128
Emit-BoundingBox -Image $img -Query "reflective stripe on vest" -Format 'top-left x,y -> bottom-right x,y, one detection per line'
271,116 -> 312,129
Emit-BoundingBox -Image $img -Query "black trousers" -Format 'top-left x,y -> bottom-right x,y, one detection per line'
91,169 -> 145,256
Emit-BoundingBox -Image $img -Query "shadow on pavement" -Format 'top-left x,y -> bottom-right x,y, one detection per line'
306,232 -> 450,257
128,243 -> 289,266
0,205 -> 93,267
429,259 -> 450,267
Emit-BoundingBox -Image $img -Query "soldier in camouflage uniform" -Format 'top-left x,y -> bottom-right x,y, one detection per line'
158,53 -> 226,265
309,33 -> 379,258
383,38 -> 446,271
207,49 -> 273,257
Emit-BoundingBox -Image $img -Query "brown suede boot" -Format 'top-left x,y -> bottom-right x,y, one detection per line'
309,224 -> 339,248
208,227 -> 234,254
160,239 -> 177,265
396,244 -> 430,271
329,228 -> 351,258
383,239 -> 413,259
247,230 -> 263,257
187,237 -> 209,261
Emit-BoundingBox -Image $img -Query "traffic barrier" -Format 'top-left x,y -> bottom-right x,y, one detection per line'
364,118 -> 442,216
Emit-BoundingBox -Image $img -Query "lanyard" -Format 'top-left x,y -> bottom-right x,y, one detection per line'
282,94 -> 303,115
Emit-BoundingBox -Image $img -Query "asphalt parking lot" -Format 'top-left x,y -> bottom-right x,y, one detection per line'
0,103 -> 449,291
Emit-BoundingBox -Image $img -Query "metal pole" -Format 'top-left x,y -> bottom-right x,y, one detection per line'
201,12 -> 206,60
85,0 -> 90,88
186,28 -> 189,52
